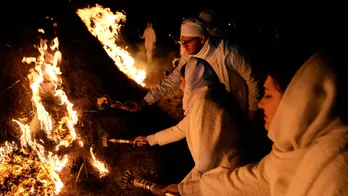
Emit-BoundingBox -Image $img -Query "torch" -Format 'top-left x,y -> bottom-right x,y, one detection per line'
102,133 -> 148,147
97,95 -> 126,110
121,170 -> 179,196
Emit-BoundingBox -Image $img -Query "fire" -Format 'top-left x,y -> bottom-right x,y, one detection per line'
0,21 -> 108,195
76,4 -> 147,87
90,147 -> 109,177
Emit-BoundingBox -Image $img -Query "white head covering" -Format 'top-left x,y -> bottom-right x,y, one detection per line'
268,51 -> 343,151
199,10 -> 216,22
264,51 -> 348,195
180,17 -> 207,37
182,57 -> 220,115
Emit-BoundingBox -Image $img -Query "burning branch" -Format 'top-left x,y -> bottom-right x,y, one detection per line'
120,170 -> 179,196
76,4 -> 147,87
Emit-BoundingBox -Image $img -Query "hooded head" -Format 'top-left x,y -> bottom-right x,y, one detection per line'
268,49 -> 347,152
199,10 -> 216,24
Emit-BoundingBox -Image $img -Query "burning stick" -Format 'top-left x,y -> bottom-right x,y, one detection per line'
121,170 -> 179,196
75,162 -> 85,184
97,95 -> 126,110
102,133 -> 148,147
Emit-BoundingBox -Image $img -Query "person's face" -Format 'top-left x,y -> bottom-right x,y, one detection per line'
179,75 -> 186,93
179,35 -> 205,55
258,75 -> 283,131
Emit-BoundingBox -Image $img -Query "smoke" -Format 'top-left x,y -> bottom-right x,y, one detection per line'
125,38 -> 179,88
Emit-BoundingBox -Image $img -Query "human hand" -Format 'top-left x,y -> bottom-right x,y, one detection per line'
133,136 -> 148,146
161,184 -> 180,196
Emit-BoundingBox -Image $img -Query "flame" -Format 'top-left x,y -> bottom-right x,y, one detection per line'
0,23 -> 108,195
76,4 -> 147,86
21,35 -> 78,150
89,147 -> 109,177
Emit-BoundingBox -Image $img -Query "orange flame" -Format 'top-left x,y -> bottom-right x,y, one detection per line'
76,4 -> 147,86
0,22 -> 109,195
90,147 -> 109,177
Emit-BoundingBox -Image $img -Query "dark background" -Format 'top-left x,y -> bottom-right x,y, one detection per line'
1,0 -> 343,52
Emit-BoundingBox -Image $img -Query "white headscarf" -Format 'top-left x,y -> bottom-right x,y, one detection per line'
182,57 -> 220,115
181,17 -> 207,37
268,51 -> 343,151
265,51 -> 348,195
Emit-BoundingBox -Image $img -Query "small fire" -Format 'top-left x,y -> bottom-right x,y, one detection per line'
0,21 -> 108,195
90,147 -> 109,177
76,4 -> 147,87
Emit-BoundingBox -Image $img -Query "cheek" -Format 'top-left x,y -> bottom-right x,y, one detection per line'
190,43 -> 200,53
265,97 -> 282,123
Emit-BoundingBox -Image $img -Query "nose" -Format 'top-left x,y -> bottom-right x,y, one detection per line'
258,98 -> 264,109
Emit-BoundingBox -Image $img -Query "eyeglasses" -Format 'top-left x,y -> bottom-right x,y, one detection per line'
178,37 -> 198,46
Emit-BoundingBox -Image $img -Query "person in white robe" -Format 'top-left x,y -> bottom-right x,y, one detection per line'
171,50 -> 348,196
140,21 -> 156,64
126,17 -> 260,120
133,57 -> 243,185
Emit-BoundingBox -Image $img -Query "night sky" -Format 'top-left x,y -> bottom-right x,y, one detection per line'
1,0 -> 343,51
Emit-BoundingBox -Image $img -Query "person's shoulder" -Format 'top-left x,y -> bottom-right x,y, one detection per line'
213,37 -> 240,56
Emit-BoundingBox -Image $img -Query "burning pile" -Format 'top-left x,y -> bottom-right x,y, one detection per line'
0,20 -> 109,195
0,141 -> 57,195
76,4 -> 147,87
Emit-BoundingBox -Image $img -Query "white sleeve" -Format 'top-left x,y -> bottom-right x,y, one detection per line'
143,53 -> 189,105
146,115 -> 188,146
178,158 -> 270,196
226,48 -> 260,110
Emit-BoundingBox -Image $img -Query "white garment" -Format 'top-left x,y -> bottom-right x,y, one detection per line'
142,26 -> 156,63
146,48 -> 153,63
144,37 -> 260,111
146,57 -> 240,182
142,26 -> 156,50
182,58 -> 220,115
178,52 -> 348,196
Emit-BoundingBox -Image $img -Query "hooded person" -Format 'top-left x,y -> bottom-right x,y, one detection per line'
133,57 -> 243,184
198,10 -> 225,38
126,17 -> 260,121
174,49 -> 348,196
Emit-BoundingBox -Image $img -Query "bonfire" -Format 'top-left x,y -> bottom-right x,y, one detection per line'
0,19 -> 108,195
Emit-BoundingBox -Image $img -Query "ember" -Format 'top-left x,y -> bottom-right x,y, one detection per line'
0,141 -> 56,195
